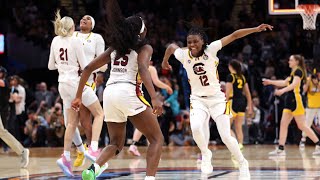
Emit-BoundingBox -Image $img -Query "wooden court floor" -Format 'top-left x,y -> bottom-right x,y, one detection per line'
1,145 -> 320,179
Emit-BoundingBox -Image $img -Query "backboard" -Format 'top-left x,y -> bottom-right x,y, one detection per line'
269,0 -> 319,15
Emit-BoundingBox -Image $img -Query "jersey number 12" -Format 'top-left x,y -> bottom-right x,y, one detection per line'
199,75 -> 209,86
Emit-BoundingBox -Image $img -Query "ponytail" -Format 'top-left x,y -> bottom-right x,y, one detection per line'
53,10 -> 74,37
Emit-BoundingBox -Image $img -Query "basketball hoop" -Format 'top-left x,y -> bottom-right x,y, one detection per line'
297,4 -> 320,30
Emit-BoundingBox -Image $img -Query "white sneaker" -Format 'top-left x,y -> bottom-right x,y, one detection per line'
201,150 -> 213,174
239,159 -> 250,179
20,149 -> 29,168
268,148 -> 286,156
312,145 -> 320,156
145,176 -> 155,180
96,162 -> 109,178
299,140 -> 306,150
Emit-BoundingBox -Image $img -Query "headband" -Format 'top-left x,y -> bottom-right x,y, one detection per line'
88,15 -> 95,30
139,17 -> 145,34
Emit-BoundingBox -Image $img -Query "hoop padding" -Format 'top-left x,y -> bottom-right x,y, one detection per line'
297,4 -> 320,30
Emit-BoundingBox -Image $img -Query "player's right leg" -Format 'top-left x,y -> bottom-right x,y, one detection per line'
189,102 -> 212,174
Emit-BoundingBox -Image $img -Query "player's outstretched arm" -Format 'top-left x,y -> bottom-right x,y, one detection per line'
162,43 -> 180,70
220,24 -> 273,47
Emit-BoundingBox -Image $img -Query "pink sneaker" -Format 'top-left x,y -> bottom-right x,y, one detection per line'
56,154 -> 74,177
128,145 -> 141,156
84,146 -> 101,162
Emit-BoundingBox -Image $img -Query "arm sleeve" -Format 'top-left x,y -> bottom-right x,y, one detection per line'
173,48 -> 185,64
48,40 -> 57,70
226,74 -> 234,83
74,38 -> 88,70
95,34 -> 105,57
207,40 -> 222,56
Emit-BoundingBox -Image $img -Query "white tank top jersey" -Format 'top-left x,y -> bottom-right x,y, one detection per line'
73,31 -> 105,83
106,50 -> 145,95
174,40 -> 222,97
48,36 -> 88,83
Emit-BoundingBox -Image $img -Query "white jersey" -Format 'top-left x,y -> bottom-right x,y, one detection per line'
174,40 -> 222,97
48,36 -> 88,83
107,50 -> 148,96
107,50 -> 141,86
74,31 -> 105,83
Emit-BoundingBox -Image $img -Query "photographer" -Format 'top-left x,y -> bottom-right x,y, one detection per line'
46,102 -> 65,147
169,111 -> 194,146
24,109 -> 48,147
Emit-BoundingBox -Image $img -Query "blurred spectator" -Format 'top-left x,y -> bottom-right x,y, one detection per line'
169,111 -> 194,146
247,97 -> 264,144
8,76 -> 27,141
33,82 -> 54,108
46,103 -> 64,147
23,109 -> 48,147
164,84 -> 180,117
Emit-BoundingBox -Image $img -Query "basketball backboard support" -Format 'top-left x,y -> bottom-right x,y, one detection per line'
268,0 -> 320,15
269,0 -> 300,15
268,0 -> 320,29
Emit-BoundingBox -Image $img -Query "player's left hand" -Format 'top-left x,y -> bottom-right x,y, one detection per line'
257,24 -> 273,32
71,98 -> 81,112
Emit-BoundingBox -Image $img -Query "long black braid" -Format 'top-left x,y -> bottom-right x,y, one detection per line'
105,0 -> 146,57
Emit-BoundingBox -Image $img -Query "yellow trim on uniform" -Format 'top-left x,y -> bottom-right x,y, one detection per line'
293,93 -> 305,116
85,82 -> 96,90
283,93 -> 305,116
231,74 -> 235,84
283,109 -> 292,114
137,95 -> 151,107
225,101 -> 231,115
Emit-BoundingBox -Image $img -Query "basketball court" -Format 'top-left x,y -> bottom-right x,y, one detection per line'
1,145 -> 320,179
1,0 -> 320,179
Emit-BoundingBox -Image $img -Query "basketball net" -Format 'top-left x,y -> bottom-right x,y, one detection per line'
297,4 -> 320,30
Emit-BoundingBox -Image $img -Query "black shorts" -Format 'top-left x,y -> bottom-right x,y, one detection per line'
283,93 -> 305,116
230,98 -> 247,117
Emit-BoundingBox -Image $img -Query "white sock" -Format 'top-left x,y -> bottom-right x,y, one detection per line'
63,151 -> 71,161
91,141 -> 99,151
145,176 -> 155,180
77,144 -> 85,152
93,163 -> 101,173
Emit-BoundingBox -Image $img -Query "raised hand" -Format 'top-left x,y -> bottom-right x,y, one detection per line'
256,24 -> 273,32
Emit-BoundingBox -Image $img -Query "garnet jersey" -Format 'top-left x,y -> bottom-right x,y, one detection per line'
174,40 -> 222,97
48,36 -> 88,83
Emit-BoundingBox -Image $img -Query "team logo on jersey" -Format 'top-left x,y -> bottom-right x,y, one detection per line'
188,60 -> 191,64
193,63 -> 206,75
203,54 -> 208,60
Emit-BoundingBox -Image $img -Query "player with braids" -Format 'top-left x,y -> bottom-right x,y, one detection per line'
72,0 -> 164,179
162,23 -> 273,179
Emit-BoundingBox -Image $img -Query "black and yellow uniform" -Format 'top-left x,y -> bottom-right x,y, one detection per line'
306,76 -> 320,108
226,73 -> 247,117
283,67 -> 305,115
